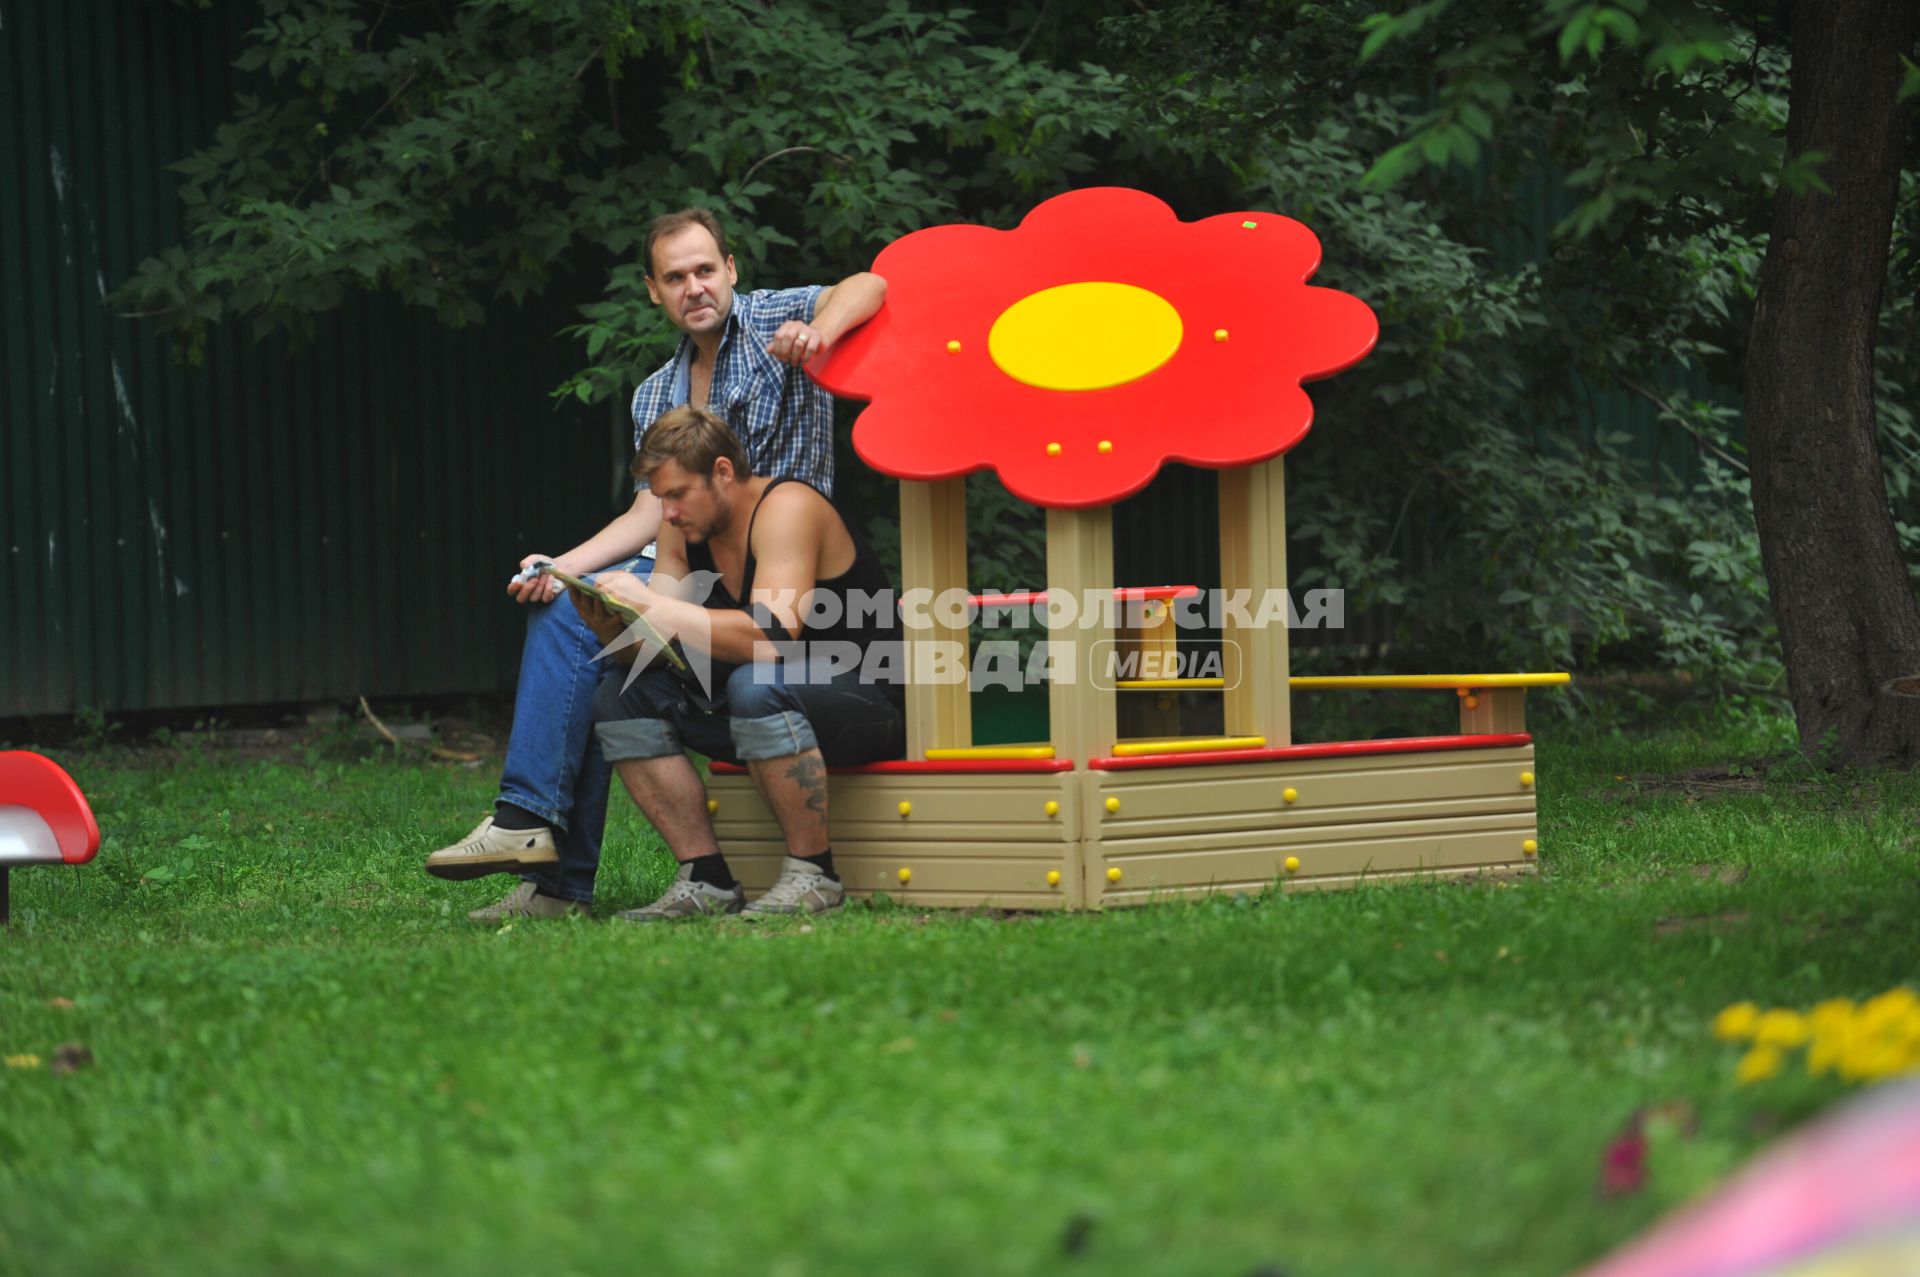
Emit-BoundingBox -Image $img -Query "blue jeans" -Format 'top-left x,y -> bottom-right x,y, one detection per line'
499,556 -> 653,904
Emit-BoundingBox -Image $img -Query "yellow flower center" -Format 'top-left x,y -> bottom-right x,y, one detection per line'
988,282 -> 1183,391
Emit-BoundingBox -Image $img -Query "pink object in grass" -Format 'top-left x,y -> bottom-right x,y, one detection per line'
1576,1078 -> 1920,1276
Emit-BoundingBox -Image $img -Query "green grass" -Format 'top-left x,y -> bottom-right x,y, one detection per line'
3,718 -> 1918,1276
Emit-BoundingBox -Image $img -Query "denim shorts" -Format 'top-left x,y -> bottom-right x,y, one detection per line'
593,657 -> 905,767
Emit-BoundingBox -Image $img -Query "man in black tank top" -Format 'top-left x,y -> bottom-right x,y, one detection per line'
573,407 -> 906,921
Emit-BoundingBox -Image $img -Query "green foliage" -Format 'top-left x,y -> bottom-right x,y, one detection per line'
1093,0 -> 1801,682
117,0 -> 1920,684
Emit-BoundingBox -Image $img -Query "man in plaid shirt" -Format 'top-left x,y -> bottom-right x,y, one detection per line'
425,208 -> 886,919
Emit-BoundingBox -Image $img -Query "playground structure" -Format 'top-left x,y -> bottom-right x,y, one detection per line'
0,751 -> 101,925
705,188 -> 1568,909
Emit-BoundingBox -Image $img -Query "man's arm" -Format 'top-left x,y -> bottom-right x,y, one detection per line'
766,272 -> 887,367
593,489 -> 828,664
506,489 -> 663,604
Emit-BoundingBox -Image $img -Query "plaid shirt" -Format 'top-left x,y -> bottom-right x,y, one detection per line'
629,286 -> 835,496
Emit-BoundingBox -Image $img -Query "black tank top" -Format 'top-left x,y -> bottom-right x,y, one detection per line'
686,478 -> 904,694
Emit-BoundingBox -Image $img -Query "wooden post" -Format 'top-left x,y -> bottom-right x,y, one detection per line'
1045,505 -> 1117,763
898,478 -> 972,757
1218,457 -> 1291,747
1460,688 -> 1528,734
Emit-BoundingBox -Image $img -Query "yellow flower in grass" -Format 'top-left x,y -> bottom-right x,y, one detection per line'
1713,1002 -> 1761,1041
1752,1008 -> 1811,1048
4,1054 -> 42,1070
1858,987 -> 1919,1033
1736,1044 -> 1784,1085
1724,988 -> 1920,1087
1809,998 -> 1856,1036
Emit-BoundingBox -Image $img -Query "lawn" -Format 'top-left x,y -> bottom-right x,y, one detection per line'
2,714 -> 1917,1276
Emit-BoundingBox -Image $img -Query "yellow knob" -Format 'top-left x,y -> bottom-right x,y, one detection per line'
1106,867 -> 1122,883
1046,442 -> 1062,457
1464,695 -> 1480,709
1519,771 -> 1535,788
1282,787 -> 1298,804
1523,839 -> 1538,856
1213,328 -> 1229,342
1284,856 -> 1301,874
1046,870 -> 1061,887
1044,800 -> 1059,817
706,798 -> 719,815
897,867 -> 912,884
1097,440 -> 1113,454
898,800 -> 912,817
946,339 -> 961,354
1104,796 -> 1121,814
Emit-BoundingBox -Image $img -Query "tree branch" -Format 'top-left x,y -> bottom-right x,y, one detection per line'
737,145 -> 849,188
1013,0 -> 1054,59
288,67 -> 420,208
365,0 -> 394,51
1617,377 -> 1750,474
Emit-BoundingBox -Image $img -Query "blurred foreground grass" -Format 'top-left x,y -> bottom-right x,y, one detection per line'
2,716 -> 1917,1276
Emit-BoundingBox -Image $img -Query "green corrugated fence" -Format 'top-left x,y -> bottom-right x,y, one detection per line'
1,0 -> 622,718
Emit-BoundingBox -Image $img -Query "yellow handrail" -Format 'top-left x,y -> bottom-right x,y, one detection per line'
1289,673 -> 1572,691
923,744 -> 1058,761
1109,735 -> 1266,757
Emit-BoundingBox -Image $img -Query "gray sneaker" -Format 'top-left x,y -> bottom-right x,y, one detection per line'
466,881 -> 590,923
426,816 -> 559,881
614,862 -> 746,923
742,856 -> 844,919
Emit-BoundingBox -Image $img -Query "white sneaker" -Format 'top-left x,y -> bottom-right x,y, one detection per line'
613,862 -> 746,923
466,881 -> 589,923
742,856 -> 845,919
425,816 -> 559,881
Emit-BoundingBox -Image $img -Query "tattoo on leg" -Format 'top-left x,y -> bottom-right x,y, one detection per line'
784,754 -> 829,822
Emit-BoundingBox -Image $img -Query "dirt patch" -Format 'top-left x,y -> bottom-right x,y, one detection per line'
1620,754 -> 1831,799
1652,910 -> 1751,938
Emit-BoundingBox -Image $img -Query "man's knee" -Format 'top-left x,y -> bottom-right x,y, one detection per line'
723,664 -> 798,719
724,665 -> 819,759
593,667 -> 685,762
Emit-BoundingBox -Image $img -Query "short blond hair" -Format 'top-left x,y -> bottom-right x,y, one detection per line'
633,405 -> 752,485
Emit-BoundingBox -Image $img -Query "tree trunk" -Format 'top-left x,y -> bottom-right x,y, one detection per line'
1744,0 -> 1920,766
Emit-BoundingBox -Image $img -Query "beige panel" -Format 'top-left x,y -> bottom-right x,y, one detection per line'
718,839 -> 1076,908
1045,505 -> 1117,762
898,478 -> 972,754
1091,745 -> 1534,786
1088,753 -> 1539,836
1218,458 -> 1290,746
702,748 -> 1546,913
1101,809 -> 1538,863
1102,860 -> 1539,905
704,771 -> 1079,844
1089,818 -> 1538,901
1460,687 -> 1529,734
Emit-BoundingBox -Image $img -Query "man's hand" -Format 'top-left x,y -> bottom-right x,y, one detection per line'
571,571 -> 658,665
767,320 -> 828,367
570,588 -> 638,663
507,554 -> 563,604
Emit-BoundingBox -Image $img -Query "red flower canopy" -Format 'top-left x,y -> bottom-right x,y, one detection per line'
810,187 -> 1379,509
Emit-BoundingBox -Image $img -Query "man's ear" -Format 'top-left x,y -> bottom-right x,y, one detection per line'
710,456 -> 736,487
645,272 -> 662,305
725,256 -> 738,287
